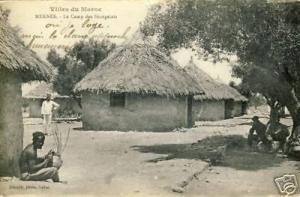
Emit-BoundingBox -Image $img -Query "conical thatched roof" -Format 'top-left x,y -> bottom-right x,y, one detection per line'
0,16 -> 53,81
22,82 -> 68,99
184,58 -> 247,102
74,38 -> 204,97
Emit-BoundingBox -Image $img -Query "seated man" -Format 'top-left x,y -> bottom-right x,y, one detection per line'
248,116 -> 270,150
19,131 -> 60,182
266,118 -> 290,152
292,125 -> 300,140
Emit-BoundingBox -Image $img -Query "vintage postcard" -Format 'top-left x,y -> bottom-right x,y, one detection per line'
0,0 -> 300,196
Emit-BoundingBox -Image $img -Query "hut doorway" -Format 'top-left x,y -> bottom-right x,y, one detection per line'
225,100 -> 234,119
242,102 -> 248,115
187,95 -> 193,128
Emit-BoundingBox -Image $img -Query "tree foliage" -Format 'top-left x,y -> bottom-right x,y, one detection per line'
0,6 -> 10,21
141,0 -> 300,128
47,39 -> 116,95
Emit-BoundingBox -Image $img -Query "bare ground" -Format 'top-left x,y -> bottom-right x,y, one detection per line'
0,114 -> 299,197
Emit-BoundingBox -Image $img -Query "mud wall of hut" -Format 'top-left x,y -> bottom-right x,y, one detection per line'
81,92 -> 188,131
0,73 -> 23,176
192,100 -> 225,121
23,98 -> 42,117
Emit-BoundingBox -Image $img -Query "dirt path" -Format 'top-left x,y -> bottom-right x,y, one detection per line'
185,159 -> 299,197
1,116 -> 298,196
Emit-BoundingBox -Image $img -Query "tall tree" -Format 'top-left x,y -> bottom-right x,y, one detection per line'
47,39 -> 116,96
141,0 -> 300,133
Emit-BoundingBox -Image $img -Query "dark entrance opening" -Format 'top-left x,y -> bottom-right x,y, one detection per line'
187,95 -> 193,128
242,102 -> 248,115
225,99 -> 234,119
110,93 -> 125,107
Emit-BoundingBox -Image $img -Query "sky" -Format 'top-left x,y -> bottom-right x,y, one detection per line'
1,0 -> 239,94
171,49 -> 238,84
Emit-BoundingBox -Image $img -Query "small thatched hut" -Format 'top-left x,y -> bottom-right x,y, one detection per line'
75,39 -> 203,131
184,59 -> 247,121
0,15 -> 52,176
22,82 -> 81,118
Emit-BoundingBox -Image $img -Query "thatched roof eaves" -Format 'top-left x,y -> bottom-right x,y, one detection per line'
0,17 -> 53,81
184,61 -> 247,102
74,41 -> 204,97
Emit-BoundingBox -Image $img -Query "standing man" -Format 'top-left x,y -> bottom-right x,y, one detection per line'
41,93 -> 59,135
19,131 -> 61,182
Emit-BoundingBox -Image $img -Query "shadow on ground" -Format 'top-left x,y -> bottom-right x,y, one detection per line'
73,127 -> 84,131
235,115 -> 269,120
132,135 -> 285,171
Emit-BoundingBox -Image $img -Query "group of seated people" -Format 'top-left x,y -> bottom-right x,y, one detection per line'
247,116 -> 290,152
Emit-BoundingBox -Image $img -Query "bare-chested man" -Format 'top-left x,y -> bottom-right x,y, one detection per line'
248,116 -> 270,150
19,131 -> 60,182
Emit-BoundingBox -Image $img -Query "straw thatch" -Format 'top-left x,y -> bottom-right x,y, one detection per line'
74,39 -> 204,97
22,82 -> 68,99
184,59 -> 247,102
0,16 -> 53,81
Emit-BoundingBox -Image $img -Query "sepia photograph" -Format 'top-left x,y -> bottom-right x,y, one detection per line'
0,0 -> 300,196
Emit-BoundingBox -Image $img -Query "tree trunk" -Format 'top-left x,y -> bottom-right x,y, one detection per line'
0,73 -> 23,177
269,105 -> 279,124
283,90 -> 300,138
266,98 -> 281,124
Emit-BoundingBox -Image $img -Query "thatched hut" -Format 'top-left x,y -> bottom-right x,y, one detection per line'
22,82 -> 81,118
184,59 -> 247,121
0,15 -> 52,176
75,39 -> 203,131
